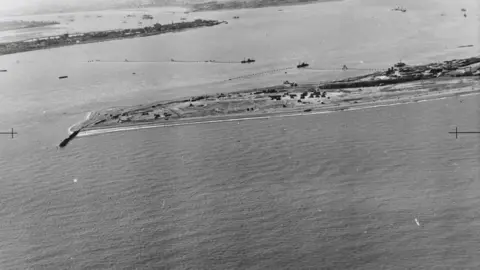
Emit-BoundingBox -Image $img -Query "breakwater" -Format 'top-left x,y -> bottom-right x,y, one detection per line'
0,19 -> 226,56
58,129 -> 81,148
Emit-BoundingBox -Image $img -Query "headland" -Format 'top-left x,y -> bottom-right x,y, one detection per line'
60,56 -> 480,146
0,19 -> 226,56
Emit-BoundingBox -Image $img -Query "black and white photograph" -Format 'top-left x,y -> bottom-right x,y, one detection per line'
0,0 -> 479,269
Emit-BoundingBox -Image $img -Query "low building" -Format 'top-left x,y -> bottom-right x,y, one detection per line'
269,95 -> 282,101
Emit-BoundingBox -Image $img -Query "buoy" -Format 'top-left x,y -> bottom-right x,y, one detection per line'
73,178 -> 77,183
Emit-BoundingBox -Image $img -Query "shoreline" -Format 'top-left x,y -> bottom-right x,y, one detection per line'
0,19 -> 226,56
76,85 -> 480,138
67,111 -> 93,134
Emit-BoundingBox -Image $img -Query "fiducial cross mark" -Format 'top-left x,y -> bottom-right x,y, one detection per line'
0,128 -> 17,139
449,126 -> 480,139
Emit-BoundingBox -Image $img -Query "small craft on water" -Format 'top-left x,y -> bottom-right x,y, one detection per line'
392,6 -> 407,12
297,62 -> 309,68
241,58 -> 255,64
58,76 -> 68,79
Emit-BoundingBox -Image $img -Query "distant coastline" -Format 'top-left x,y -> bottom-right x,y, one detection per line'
190,0 -> 341,12
0,19 -> 226,56
63,56 -> 480,142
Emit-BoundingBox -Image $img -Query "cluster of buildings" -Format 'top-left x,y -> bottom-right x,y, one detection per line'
269,90 -> 328,101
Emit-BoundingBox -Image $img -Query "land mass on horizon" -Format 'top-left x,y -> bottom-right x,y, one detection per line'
0,19 -> 225,56
190,0 -> 340,12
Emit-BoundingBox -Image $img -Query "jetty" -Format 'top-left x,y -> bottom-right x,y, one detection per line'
59,130 -> 81,148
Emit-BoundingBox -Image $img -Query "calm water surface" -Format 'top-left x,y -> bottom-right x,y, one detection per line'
1,0 -> 480,269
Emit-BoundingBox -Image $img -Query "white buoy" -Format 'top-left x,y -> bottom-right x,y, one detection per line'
73,178 -> 77,183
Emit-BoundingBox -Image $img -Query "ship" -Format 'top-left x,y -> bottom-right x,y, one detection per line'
241,58 -> 255,64
297,62 -> 309,68
392,6 -> 407,12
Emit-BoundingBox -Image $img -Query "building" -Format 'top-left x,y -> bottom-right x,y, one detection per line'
269,95 -> 282,101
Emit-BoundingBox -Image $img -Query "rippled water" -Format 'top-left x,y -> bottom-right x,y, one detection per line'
1,0 -> 480,268
2,96 -> 480,269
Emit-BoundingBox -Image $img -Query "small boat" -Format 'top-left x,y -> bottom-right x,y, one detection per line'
392,6 -> 407,12
58,76 -> 68,79
297,62 -> 309,68
241,58 -> 255,64
0,69 -> 7,72
233,16 -> 240,19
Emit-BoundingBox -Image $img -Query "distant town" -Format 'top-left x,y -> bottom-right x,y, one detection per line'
0,19 -> 226,56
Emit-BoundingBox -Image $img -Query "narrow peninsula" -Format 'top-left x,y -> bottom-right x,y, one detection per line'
60,56 -> 480,146
0,19 -> 226,56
